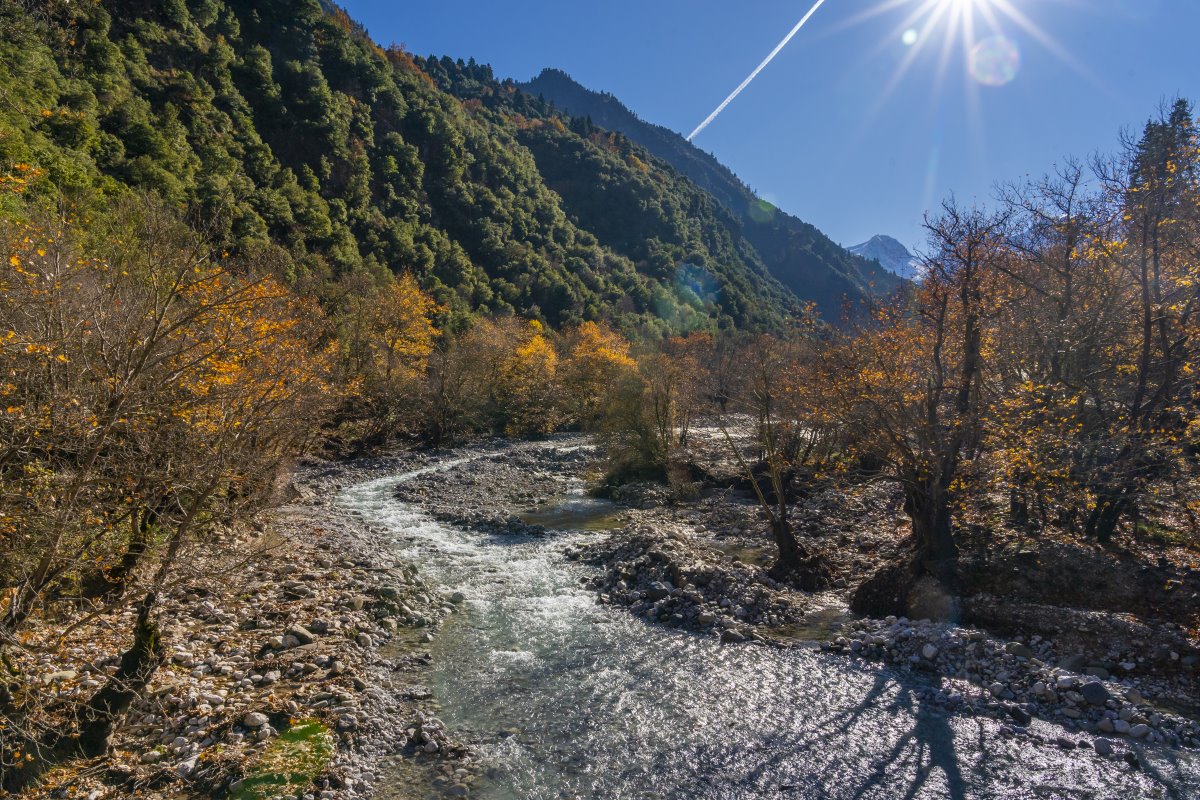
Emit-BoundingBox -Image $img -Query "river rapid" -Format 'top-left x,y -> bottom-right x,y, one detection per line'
338,443 -> 1200,800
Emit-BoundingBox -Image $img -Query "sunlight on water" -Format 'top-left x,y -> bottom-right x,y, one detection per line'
340,451 -> 1199,800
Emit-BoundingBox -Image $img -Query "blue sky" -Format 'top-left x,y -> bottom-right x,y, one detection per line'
339,0 -> 1197,251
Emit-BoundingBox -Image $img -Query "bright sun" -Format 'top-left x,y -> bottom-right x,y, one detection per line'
851,0 -> 1082,100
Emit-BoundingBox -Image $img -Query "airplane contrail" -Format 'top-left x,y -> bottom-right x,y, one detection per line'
686,0 -> 830,142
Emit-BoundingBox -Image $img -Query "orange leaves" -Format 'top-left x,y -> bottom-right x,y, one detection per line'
171,271 -> 336,438
559,321 -> 636,428
0,162 -> 45,195
367,274 -> 441,381
0,202 -> 337,629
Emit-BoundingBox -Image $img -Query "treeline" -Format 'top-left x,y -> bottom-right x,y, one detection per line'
587,101 -> 1200,609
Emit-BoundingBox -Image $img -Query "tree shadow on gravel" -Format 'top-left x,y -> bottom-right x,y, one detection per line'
848,675 -> 968,800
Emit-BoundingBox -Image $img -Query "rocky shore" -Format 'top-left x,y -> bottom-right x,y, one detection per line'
18,450 -> 478,800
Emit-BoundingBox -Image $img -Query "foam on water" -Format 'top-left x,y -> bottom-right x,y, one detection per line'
340,447 -> 1200,799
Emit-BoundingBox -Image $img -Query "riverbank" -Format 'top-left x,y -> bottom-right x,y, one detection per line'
13,447 -> 484,800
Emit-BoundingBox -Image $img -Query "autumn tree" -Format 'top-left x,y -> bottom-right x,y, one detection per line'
834,203 -> 1008,613
559,321 -> 636,429
988,102 -> 1200,542
0,197 -> 334,791
337,273 -> 441,448
716,334 -> 828,588
1077,99 -> 1200,541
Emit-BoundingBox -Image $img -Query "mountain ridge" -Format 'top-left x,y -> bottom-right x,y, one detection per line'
519,67 -> 900,320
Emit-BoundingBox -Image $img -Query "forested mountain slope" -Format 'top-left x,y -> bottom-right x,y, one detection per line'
0,0 -> 835,333
520,68 -> 900,319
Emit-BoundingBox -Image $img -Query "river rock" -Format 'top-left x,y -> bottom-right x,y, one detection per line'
42,670 -> 78,685
921,644 -> 939,660
1079,682 -> 1110,706
1005,642 -> 1033,659
243,711 -> 269,728
1006,704 -> 1032,726
646,581 -> 672,600
286,624 -> 316,645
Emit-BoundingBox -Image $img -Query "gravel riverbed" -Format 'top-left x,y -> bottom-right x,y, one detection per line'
23,436 -> 1199,798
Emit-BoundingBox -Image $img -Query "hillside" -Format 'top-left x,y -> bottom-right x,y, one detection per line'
0,0 -> 811,333
520,68 -> 900,319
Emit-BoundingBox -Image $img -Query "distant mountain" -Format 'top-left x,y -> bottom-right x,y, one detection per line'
518,68 -> 899,322
849,236 -> 922,281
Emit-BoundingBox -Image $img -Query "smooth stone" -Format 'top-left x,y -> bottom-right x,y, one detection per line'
1006,642 -> 1033,659
1080,682 -> 1111,706
287,625 -> 316,645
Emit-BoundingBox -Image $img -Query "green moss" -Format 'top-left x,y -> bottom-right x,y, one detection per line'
231,719 -> 335,800
1135,521 -> 1195,549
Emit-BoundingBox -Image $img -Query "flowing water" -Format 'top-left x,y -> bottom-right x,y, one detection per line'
340,447 -> 1200,800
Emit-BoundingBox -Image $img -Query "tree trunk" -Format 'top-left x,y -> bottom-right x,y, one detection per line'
904,483 -> 957,581
1008,487 -> 1029,527
767,516 -> 824,591
1086,497 -> 1125,544
1,594 -> 164,794
81,511 -> 153,600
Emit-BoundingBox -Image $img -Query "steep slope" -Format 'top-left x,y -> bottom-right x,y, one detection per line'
0,0 -> 799,333
419,56 -> 803,329
520,68 -> 899,320
849,235 -> 923,280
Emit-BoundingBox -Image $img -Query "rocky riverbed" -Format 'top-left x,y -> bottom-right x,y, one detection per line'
340,437 -> 1200,798
21,436 -> 1200,798
16,448 -> 484,800
376,438 -> 1200,787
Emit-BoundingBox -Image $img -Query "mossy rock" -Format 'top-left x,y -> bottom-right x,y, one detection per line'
230,720 -> 335,800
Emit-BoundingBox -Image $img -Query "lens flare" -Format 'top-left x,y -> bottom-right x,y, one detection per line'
901,28 -> 919,46
968,35 -> 1021,86
747,198 -> 778,223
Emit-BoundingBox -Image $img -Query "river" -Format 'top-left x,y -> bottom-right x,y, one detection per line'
339,444 -> 1200,799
